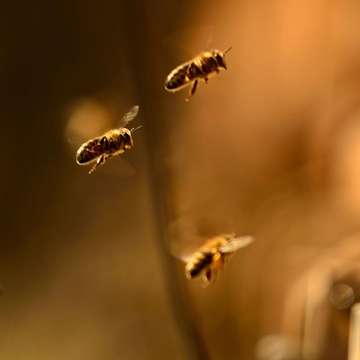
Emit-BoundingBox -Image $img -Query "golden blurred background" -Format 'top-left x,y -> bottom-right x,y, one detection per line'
2,1 -> 360,359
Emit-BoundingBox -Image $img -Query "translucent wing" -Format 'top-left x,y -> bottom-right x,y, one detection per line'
219,235 -> 255,254
167,217 -> 207,263
204,34 -> 213,51
117,105 -> 139,128
163,25 -> 214,62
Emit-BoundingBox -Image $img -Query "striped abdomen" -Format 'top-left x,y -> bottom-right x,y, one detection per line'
165,63 -> 193,91
76,138 -> 105,165
165,53 -> 220,92
185,250 -> 214,279
76,134 -> 125,165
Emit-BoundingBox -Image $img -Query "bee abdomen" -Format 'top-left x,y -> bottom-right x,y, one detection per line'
165,65 -> 192,91
76,148 -> 95,164
185,251 -> 213,279
76,140 -> 103,164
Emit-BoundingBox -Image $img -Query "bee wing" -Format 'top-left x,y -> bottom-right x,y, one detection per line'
167,217 -> 207,263
219,236 -> 255,254
163,25 -> 214,62
177,241 -> 201,263
117,105 -> 139,128
98,156 -> 136,178
204,34 -> 213,51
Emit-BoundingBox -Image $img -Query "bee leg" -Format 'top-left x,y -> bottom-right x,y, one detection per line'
201,270 -> 211,287
186,80 -> 198,101
213,251 -> 224,272
204,77 -> 209,84
89,155 -> 106,175
211,269 -> 219,283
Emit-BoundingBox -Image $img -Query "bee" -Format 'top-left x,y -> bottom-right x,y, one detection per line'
183,234 -> 254,287
76,105 -> 141,174
165,47 -> 232,101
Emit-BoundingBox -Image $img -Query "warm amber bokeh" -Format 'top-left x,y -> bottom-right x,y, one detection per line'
2,1 -> 360,359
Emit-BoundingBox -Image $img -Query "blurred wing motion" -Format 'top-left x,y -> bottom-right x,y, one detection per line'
163,25 -> 214,62
183,233 -> 255,287
167,216 -> 255,287
219,235 -> 255,254
117,105 -> 139,128
203,34 -> 213,51
167,217 -> 206,263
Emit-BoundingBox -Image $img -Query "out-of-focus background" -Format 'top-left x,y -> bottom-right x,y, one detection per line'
2,1 -> 360,359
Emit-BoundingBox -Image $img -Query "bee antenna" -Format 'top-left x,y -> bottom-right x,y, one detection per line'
223,47 -> 233,55
225,232 -> 235,240
131,125 -> 142,133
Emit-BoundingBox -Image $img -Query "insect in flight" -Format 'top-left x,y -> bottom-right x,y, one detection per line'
183,233 -> 254,287
76,105 -> 141,174
165,47 -> 232,101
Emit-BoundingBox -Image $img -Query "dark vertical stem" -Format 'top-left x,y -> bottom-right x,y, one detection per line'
123,2 -> 210,360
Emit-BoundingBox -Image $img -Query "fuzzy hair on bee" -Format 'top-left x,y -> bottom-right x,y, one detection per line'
76,105 -> 142,174
183,234 -> 254,287
165,47 -> 232,101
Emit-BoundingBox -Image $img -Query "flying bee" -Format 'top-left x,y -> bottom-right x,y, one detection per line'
76,105 -> 141,174
183,234 -> 254,287
165,47 -> 232,101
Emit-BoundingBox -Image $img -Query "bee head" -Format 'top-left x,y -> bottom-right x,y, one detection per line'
213,48 -> 232,70
122,128 -> 134,148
